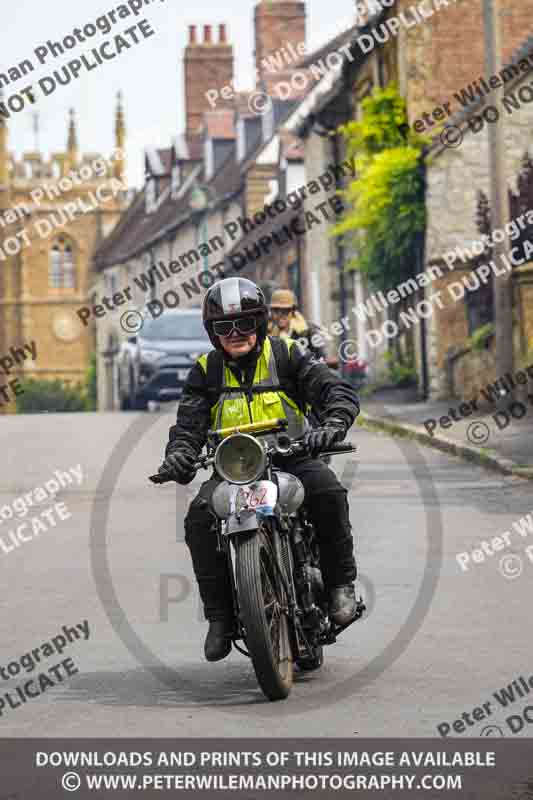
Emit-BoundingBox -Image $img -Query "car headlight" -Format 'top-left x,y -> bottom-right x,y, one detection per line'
214,433 -> 267,485
140,349 -> 164,363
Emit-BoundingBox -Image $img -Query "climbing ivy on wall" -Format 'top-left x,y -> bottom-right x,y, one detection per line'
333,83 -> 427,293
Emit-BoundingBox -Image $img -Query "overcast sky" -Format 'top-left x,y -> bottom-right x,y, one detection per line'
1,0 -> 355,187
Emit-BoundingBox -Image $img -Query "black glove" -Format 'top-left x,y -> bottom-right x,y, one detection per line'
159,448 -> 198,485
304,418 -> 347,458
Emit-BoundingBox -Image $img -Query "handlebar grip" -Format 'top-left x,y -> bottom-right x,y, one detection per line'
149,456 -> 208,484
326,443 -> 357,453
149,473 -> 172,484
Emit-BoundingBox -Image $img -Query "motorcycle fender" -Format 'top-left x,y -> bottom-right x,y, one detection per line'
226,510 -> 259,535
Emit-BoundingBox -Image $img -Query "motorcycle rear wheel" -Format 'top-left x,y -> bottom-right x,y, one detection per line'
236,526 -> 294,701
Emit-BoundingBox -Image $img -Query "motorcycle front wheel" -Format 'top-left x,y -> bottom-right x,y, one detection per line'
235,525 -> 293,701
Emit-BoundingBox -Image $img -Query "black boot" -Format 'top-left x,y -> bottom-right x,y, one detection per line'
204,619 -> 233,662
329,584 -> 357,625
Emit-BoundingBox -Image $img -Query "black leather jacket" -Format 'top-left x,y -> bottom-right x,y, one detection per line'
165,337 -> 360,458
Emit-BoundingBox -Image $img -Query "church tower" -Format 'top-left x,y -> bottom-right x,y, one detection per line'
114,91 -> 126,181
66,108 -> 78,172
0,88 -> 9,210
0,102 -> 127,414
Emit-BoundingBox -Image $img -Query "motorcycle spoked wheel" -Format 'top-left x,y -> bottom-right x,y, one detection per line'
235,525 -> 294,701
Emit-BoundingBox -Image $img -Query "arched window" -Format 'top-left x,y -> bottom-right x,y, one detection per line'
49,238 -> 76,288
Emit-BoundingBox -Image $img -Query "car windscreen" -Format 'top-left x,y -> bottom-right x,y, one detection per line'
140,313 -> 208,341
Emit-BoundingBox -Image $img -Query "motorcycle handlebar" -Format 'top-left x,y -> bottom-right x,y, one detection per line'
149,441 -> 356,485
149,454 -> 213,485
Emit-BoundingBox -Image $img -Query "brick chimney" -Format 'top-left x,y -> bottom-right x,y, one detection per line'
254,1 -> 306,85
184,23 -> 234,137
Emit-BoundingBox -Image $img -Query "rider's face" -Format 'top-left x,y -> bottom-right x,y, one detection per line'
219,331 -> 258,358
271,307 -> 292,331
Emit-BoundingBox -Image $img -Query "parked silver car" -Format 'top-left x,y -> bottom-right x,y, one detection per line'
117,309 -> 212,410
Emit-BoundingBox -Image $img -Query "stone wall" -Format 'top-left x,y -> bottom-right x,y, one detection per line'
424,60 -> 533,398
400,0 -> 533,126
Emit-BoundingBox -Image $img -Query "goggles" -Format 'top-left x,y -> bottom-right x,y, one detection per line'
213,316 -> 259,337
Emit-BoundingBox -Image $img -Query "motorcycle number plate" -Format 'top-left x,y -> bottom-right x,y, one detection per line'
230,481 -> 277,514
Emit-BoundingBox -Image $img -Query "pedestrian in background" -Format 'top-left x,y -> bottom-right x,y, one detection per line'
268,288 -> 329,362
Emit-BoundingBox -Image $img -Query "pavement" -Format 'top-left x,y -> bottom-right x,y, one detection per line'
1,409 -> 533,741
362,385 -> 533,479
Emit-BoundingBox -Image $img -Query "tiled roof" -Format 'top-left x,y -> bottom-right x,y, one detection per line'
173,133 -> 204,162
157,147 -> 172,174
296,24 -> 358,69
93,145 -> 243,271
227,201 -> 301,259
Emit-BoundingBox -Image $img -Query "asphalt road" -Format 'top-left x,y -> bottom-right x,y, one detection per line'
1,408 -> 533,738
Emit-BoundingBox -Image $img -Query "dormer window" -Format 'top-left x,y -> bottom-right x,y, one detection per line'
146,177 -> 156,213
237,118 -> 246,162
204,139 -> 214,181
171,164 -> 181,199
262,104 -> 275,143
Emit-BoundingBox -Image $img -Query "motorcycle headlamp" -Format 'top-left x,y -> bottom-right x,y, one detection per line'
214,433 -> 267,485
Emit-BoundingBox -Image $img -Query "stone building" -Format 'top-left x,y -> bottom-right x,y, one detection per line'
423,36 -> 533,400
287,0 -> 533,392
0,95 -> 128,413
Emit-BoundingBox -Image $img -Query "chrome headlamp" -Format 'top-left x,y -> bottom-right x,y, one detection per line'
214,433 -> 267,485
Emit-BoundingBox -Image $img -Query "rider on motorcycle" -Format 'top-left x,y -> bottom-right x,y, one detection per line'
159,277 -> 360,663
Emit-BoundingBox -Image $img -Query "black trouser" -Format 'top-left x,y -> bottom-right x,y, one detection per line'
184,456 -> 357,622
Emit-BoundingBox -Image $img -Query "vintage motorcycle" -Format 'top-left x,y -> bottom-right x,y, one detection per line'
150,418 -> 365,702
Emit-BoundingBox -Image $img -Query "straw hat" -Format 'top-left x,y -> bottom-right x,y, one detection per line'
270,288 -> 297,309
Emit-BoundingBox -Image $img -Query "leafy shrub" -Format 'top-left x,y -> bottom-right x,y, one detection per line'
16,378 -> 89,414
85,353 -> 97,411
388,362 -> 417,387
467,323 -> 495,352
332,84 -> 427,293
384,350 -> 417,387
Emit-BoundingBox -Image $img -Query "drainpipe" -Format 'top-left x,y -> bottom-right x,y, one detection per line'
417,159 -> 429,399
332,132 -> 347,377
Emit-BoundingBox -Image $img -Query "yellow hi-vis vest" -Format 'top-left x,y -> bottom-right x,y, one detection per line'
197,337 -> 307,438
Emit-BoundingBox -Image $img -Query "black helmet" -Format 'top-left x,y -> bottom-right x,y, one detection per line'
203,277 -> 268,349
